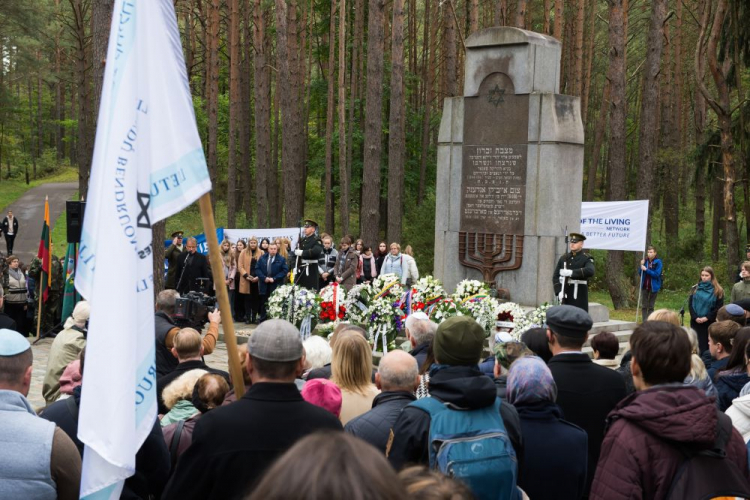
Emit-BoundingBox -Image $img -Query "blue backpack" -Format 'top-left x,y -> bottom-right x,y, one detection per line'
410,397 -> 519,500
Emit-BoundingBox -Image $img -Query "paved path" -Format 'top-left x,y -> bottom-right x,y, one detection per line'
1,182 -> 78,264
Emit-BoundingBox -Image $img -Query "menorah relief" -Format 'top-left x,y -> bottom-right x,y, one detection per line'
458,232 -> 524,297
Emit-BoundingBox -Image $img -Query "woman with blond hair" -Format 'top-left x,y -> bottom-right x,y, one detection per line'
238,238 -> 262,323
689,266 -> 724,353
160,369 -> 207,426
331,331 -> 379,424
646,308 -> 680,326
380,242 -> 407,284
682,327 -> 716,397
218,240 -> 236,313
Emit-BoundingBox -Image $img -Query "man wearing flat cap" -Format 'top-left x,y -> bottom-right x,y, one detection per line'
165,231 -> 185,290
546,305 -> 626,496
388,316 -> 524,497
0,328 -> 82,499
163,319 -> 342,500
553,232 -> 595,312
293,219 -> 324,291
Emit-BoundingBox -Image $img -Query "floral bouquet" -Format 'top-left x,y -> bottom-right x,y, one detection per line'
463,295 -> 501,337
344,283 -> 374,325
494,301 -> 527,337
453,279 -> 490,302
513,303 -> 552,338
411,276 -> 446,313
367,296 -> 401,353
428,298 -> 470,323
371,273 -> 405,300
266,284 -> 321,337
318,283 -> 346,324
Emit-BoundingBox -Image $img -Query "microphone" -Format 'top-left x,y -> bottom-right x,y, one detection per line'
691,283 -> 699,289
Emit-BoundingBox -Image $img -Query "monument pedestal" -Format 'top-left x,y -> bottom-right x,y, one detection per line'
434,27 -> 585,306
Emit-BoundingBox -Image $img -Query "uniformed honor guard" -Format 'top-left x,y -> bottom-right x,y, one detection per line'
293,219 -> 324,291
553,232 -> 595,312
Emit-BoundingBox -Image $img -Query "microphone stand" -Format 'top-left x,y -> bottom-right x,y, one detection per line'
679,284 -> 697,327
289,220 -> 304,324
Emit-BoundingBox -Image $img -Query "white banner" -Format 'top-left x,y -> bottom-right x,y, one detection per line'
224,227 -> 302,250
75,0 -> 211,497
580,200 -> 649,252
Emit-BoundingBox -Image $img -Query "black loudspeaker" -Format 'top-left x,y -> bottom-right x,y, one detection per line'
66,201 -> 86,244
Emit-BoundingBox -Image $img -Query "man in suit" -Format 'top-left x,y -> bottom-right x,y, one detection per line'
165,231 -> 185,290
546,305 -> 627,497
174,237 -> 212,295
1,210 -> 18,255
256,242 -> 289,321
162,320 -> 342,500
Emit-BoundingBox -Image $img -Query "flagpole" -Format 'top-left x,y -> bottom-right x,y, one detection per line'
35,277 -> 44,340
198,193 -> 245,396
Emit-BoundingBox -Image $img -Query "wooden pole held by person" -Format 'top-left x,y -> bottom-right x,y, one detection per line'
198,193 -> 245,396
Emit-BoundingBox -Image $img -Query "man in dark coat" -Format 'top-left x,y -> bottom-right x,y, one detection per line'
387,316 -> 524,469
174,237 -> 212,295
164,231 -> 185,290
404,312 -> 434,370
590,320 -> 750,499
553,232 -> 595,312
1,210 -> 18,255
546,305 -> 626,497
162,319 -> 343,500
293,219 -> 324,291
156,328 -> 229,414
345,350 -> 418,453
0,289 -> 18,330
255,242 -> 289,321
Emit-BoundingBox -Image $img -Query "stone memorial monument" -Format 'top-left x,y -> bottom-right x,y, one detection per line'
434,27 -> 584,306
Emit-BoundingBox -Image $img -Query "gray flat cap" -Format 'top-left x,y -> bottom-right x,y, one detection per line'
545,305 -> 593,339
248,319 -> 304,362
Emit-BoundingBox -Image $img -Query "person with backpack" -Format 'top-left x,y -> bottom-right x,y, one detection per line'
387,316 -> 524,500
590,320 -> 750,500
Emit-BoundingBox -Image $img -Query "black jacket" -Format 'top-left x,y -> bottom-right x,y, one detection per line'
155,311 -> 179,378
174,251 -> 212,295
157,359 -> 230,415
409,342 -> 430,370
547,352 -> 627,496
345,391 -> 416,453
515,401 -> 588,500
387,365 -> 523,470
40,386 -> 170,499
162,382 -> 343,500
0,311 -> 17,331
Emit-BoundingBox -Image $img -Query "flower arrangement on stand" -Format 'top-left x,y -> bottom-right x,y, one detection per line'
462,295 -> 501,337
494,301 -> 527,339
367,274 -> 405,353
453,279 -> 490,301
344,283 -> 374,325
411,276 -> 446,314
428,298 -> 470,323
266,285 -> 321,339
513,303 -> 552,338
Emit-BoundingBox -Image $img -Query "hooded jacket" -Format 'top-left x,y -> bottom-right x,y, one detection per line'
387,365 -> 523,469
715,371 -> 750,412
590,384 -> 750,500
345,391 -> 416,453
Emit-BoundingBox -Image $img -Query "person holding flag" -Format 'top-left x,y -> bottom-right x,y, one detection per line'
28,197 -> 64,337
73,0 -> 213,497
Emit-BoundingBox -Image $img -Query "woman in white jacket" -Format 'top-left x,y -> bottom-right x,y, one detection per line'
402,245 -> 419,287
726,381 -> 750,442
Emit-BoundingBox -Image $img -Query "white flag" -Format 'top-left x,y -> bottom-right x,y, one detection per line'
74,0 -> 211,497
580,200 -> 650,252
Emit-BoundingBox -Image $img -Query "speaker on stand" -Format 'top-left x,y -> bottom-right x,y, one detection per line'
66,201 -> 86,244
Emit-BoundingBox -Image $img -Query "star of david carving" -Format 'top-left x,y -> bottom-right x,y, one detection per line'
487,84 -> 506,107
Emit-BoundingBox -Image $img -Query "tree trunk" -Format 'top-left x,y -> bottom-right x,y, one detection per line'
573,0 -> 584,96
360,0 -> 385,245
635,0 -> 667,242
444,2 -> 458,97
227,0 -> 241,227
241,0 -> 254,225
469,0 -> 479,34
72,0 -> 91,199
254,0 -> 271,228
324,0 -> 337,234
586,81 -> 609,201
270,80 -> 282,227
338,0 -> 349,235
152,220 -> 166,297
206,0 -> 220,208
387,0 -> 405,244
347,0 -> 364,231
580,0 -> 596,122
553,0 -> 563,39
515,0 -> 527,28
91,0 -> 113,145
418,0 -> 435,203
544,0 -> 551,34
604,0 -> 629,309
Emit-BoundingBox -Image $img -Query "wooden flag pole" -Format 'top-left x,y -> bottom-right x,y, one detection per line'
35,276 -> 44,340
198,193 -> 245,396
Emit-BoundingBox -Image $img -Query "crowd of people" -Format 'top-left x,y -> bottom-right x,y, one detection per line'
5,292 -> 750,499
163,220 -> 420,325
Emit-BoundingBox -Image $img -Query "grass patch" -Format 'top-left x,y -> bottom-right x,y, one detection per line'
589,289 -> 690,322
0,167 -> 78,212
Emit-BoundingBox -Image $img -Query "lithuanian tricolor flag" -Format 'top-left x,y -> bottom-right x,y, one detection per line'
37,196 -> 51,302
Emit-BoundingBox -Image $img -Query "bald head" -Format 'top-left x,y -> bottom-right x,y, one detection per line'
376,350 -> 419,392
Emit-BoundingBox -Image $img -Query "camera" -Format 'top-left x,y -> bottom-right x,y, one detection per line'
173,291 -> 217,330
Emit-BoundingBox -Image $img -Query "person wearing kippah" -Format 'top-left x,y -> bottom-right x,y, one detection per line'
0,328 -> 82,500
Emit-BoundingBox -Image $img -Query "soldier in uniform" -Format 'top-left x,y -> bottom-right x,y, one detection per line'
165,231 -> 185,290
553,232 -> 595,312
293,219 -> 324,291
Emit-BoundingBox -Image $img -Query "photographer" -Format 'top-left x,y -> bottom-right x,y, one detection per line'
155,290 -> 220,378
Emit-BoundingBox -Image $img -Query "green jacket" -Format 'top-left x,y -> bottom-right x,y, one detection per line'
160,400 -> 199,427
731,279 -> 750,303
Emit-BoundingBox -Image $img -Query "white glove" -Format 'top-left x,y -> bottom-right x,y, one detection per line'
558,290 -> 565,303
560,269 -> 573,277
294,249 -> 303,256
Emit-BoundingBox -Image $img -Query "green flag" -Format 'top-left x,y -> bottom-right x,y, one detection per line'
61,242 -> 80,321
